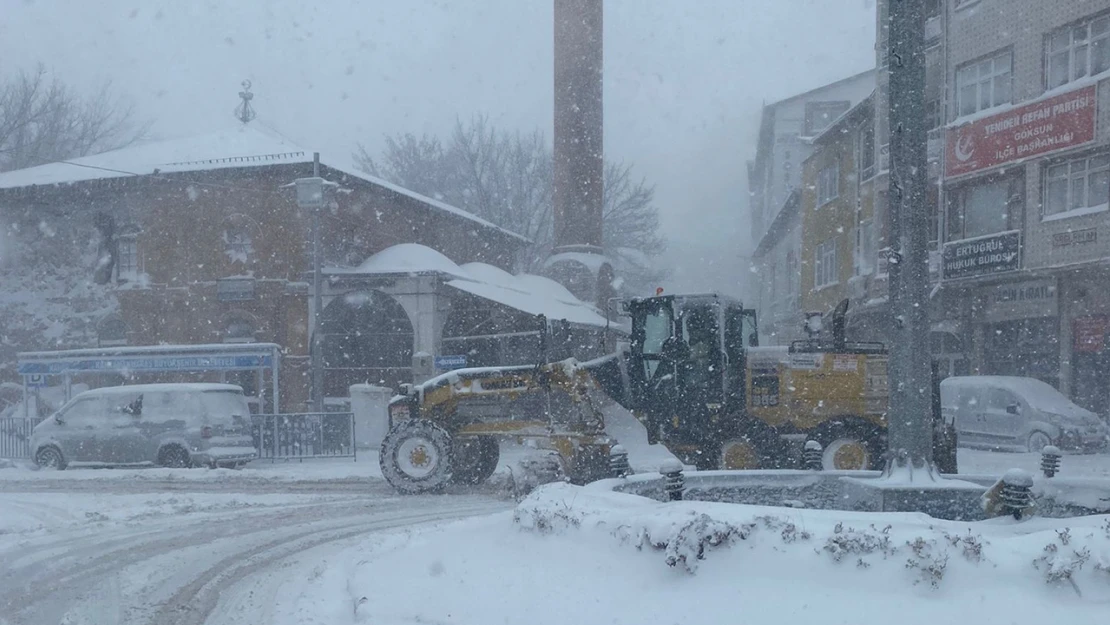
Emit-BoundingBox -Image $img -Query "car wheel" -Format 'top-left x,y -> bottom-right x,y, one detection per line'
1027,430 -> 1053,453
158,445 -> 192,469
34,445 -> 67,470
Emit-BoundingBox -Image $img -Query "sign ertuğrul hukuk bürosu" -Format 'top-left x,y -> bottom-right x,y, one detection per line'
942,230 -> 1021,280
945,85 -> 1097,178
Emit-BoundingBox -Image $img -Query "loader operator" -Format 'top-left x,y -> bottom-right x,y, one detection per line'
679,306 -> 722,408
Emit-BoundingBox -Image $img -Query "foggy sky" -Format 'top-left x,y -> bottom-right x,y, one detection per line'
0,0 -> 875,299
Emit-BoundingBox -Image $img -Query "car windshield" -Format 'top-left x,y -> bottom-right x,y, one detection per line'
4,2 -> 1110,624
1016,379 -> 1088,415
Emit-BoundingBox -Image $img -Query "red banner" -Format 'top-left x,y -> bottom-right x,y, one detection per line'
1074,315 -> 1110,353
945,85 -> 1097,178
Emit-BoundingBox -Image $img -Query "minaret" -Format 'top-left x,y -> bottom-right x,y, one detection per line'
547,0 -> 614,308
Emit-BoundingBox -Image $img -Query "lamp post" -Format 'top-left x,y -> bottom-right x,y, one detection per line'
290,154 -> 337,412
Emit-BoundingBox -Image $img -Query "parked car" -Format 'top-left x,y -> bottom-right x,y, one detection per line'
940,376 -> 1110,453
30,383 -> 258,470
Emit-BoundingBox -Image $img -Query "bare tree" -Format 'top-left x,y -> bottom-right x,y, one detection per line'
0,65 -> 145,172
354,116 -> 666,293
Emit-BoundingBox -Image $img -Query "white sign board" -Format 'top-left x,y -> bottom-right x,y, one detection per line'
983,278 -> 1057,321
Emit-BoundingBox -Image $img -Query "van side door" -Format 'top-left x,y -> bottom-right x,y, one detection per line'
954,386 -> 986,446
101,391 -> 145,464
55,396 -> 105,462
982,388 -> 1023,449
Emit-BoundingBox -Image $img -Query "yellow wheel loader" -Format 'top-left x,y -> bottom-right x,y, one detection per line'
381,293 -> 957,493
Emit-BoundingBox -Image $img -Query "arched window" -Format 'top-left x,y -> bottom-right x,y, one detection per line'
97,315 -> 128,347
320,290 -> 413,396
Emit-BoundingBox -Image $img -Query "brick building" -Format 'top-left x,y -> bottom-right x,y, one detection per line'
0,126 -> 609,411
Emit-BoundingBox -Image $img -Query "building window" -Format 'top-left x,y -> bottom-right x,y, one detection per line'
97,316 -> 128,347
1046,14 -> 1110,90
946,172 -> 1023,240
817,163 -> 839,206
224,317 -> 256,343
855,220 -> 876,276
786,249 -> 798,309
805,101 -> 851,136
118,237 -> 138,278
955,51 -> 1011,117
814,238 -> 838,288
858,122 -> 876,181
925,99 -> 942,130
1043,153 -> 1110,219
222,214 -> 258,264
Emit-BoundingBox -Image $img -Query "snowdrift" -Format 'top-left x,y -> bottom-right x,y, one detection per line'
319,483 -> 1110,625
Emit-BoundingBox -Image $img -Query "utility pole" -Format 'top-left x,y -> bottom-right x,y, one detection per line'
289,155 -> 332,413
311,152 -> 323,412
886,0 -> 934,475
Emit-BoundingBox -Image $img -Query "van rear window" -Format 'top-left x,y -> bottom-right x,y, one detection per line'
201,391 -> 251,420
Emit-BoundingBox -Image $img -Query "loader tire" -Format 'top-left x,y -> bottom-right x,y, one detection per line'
812,418 -> 884,471
450,435 -> 500,485
715,417 -> 787,471
380,419 -> 454,494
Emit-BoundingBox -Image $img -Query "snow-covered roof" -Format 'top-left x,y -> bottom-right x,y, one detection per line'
543,251 -> 612,273
0,125 -> 528,243
328,244 -> 609,328
334,243 -> 471,280
450,263 -> 610,328
73,383 -> 244,396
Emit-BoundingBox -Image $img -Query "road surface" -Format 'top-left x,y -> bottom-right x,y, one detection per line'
0,480 -> 507,625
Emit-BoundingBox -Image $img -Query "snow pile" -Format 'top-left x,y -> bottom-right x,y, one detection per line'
303,483 -> 1110,625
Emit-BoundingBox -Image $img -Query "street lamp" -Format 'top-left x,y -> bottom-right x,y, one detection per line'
287,155 -> 339,412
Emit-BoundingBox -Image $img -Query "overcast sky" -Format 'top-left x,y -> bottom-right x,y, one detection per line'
1,0 -> 875,298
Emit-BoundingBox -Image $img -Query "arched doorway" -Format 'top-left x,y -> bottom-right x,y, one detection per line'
320,290 -> 413,396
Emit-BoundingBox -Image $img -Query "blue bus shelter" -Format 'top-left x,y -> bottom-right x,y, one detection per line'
16,343 -> 282,419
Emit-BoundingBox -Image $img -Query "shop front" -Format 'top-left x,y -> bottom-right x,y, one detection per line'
975,277 -> 1060,388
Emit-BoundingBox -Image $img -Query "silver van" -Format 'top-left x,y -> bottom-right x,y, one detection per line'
30,383 -> 257,469
940,376 -> 1109,453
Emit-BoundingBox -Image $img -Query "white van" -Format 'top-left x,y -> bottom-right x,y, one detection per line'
940,376 -> 1109,453
29,383 -> 257,469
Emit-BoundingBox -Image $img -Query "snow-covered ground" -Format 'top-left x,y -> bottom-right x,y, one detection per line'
282,483 -> 1110,625
1,410 -> 1108,623
0,488 -> 507,624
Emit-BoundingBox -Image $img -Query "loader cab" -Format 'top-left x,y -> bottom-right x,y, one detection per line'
626,294 -> 757,420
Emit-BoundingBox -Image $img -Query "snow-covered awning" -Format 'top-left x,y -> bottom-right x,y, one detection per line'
327,244 -> 610,328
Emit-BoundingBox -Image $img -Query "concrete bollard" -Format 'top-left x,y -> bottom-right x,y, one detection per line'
1001,468 -> 1034,520
1040,445 -> 1061,478
803,440 -> 823,471
660,458 -> 684,501
609,444 -> 631,478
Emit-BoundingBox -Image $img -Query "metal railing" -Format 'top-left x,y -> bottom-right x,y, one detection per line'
250,412 -> 357,462
0,418 -> 33,459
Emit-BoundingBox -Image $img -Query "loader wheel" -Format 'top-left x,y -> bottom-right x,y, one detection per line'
380,419 -> 453,494
714,418 -> 786,471
450,435 -> 500,485
720,438 -> 762,470
813,419 -> 884,471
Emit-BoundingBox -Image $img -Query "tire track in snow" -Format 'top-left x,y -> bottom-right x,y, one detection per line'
0,496 -> 506,625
